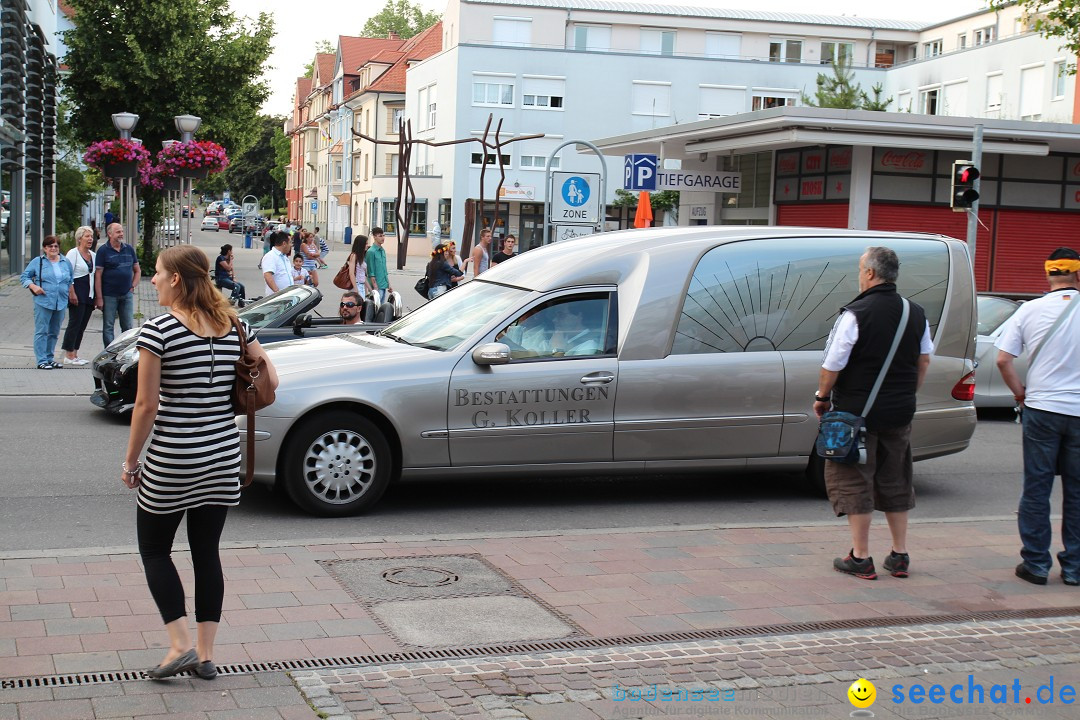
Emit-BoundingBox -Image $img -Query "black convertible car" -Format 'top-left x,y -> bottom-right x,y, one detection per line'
90,285 -> 393,413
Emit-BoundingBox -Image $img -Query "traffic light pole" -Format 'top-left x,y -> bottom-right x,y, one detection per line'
967,123 -> 983,278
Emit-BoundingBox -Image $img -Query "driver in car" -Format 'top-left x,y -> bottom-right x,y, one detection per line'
339,291 -> 363,325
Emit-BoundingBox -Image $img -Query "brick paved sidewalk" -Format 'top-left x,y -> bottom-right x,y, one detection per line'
2,519 -> 1078,719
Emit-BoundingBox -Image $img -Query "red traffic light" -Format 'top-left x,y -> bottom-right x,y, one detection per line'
958,166 -> 980,184
951,161 -> 980,210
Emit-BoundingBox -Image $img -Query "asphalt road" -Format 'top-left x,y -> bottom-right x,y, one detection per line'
0,399 -> 1031,553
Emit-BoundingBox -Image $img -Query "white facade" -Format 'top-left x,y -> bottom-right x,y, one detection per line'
395,0 -> 1076,248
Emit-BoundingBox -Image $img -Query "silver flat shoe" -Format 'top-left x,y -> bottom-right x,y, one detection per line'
147,648 -> 198,679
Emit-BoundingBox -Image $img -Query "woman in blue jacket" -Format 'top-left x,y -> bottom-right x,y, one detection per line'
21,235 -> 74,369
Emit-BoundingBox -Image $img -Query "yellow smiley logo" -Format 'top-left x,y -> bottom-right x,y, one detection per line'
848,678 -> 876,708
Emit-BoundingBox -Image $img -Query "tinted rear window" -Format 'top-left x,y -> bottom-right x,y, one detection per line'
672,237 -> 948,354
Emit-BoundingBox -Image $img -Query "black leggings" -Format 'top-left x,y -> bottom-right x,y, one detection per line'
137,505 -> 229,624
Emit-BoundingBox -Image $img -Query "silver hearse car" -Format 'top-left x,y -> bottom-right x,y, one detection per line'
244,227 -> 977,516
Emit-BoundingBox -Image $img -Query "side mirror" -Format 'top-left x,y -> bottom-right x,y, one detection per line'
472,342 -> 511,366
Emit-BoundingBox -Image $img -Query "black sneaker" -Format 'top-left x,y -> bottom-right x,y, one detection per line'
834,551 -> 877,580
1056,552 -> 1079,586
194,660 -> 218,680
1015,563 -> 1048,585
883,551 -> 910,578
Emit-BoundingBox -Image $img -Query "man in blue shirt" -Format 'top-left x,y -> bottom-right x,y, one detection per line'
94,223 -> 140,347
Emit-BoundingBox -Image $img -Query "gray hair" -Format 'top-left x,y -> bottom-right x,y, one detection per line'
864,246 -> 899,283
75,225 -> 93,242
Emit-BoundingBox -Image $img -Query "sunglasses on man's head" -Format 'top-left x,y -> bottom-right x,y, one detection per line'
340,301 -> 359,308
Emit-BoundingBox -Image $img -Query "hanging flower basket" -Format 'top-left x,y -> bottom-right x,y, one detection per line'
83,139 -> 151,178
156,140 -> 229,179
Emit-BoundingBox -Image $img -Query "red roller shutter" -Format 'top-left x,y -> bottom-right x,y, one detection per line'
869,203 -> 994,292
993,210 -> 1080,294
776,203 -> 848,228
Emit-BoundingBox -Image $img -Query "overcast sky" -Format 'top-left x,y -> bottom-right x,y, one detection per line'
231,0 -> 991,116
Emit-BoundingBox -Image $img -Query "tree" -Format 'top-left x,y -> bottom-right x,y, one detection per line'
62,0 -> 273,259
1000,2 -> 1080,67
220,115 -> 287,213
55,161 -> 95,233
270,126 -> 290,196
302,40 -> 335,78
801,55 -> 892,111
361,0 -> 440,39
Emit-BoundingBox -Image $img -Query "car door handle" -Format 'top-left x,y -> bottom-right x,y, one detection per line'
580,372 -> 614,385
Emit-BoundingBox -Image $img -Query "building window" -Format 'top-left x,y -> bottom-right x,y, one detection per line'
641,29 -> 675,56
1054,61 -> 1067,99
381,200 -> 397,234
473,80 -> 514,106
768,38 -> 802,63
386,153 -> 400,176
520,155 -> 560,169
923,39 -> 942,58
957,33 -> 967,50
973,26 -> 995,46
427,86 -> 437,129
986,73 -> 1003,112
439,198 -> 452,233
751,94 -> 795,110
408,200 -> 427,235
700,86 -> 745,118
631,81 -> 671,116
705,32 -> 740,59
493,17 -> 531,46
363,154 -> 369,181
471,152 -> 511,167
820,41 -> 853,65
522,76 -> 565,110
333,161 -> 342,183
1020,64 -> 1044,120
390,107 -> 403,133
920,87 -> 940,115
572,24 -> 611,52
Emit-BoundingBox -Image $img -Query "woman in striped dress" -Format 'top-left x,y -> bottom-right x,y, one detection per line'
123,245 -> 278,680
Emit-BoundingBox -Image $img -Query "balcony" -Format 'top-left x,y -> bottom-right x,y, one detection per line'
306,150 -> 318,168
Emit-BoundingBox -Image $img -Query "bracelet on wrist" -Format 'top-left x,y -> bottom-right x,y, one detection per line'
814,394 -> 831,403
122,461 -> 142,476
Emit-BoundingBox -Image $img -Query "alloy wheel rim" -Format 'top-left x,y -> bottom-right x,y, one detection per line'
302,430 -> 376,504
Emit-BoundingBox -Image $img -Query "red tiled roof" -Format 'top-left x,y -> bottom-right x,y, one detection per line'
339,36 -> 404,75
313,53 -> 336,88
367,22 -> 443,93
58,0 -> 76,19
295,77 -> 312,105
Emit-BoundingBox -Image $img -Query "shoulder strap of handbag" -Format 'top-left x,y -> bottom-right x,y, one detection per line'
1028,292 -> 1080,369
860,297 -> 911,417
231,316 -> 256,488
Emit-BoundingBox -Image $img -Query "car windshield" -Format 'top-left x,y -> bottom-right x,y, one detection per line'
239,286 -> 318,329
977,296 -> 1019,336
380,281 -> 527,351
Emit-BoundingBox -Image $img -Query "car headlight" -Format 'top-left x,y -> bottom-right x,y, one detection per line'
106,327 -> 140,352
117,343 -> 140,364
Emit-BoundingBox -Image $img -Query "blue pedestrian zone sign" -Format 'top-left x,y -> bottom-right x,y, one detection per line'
561,176 -> 591,207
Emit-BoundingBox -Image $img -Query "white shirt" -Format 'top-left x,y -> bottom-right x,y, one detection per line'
65,248 -> 95,299
822,310 -> 933,371
263,248 -> 291,295
995,289 -> 1080,416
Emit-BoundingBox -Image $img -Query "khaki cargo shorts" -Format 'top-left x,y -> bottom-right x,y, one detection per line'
824,423 -> 916,517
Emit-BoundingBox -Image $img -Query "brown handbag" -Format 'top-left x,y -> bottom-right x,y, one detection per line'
231,317 -> 275,487
332,260 -> 352,289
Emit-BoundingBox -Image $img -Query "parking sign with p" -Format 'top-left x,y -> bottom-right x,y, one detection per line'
624,154 -> 658,191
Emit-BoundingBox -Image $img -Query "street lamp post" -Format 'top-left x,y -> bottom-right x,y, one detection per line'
161,139 -> 178,248
174,115 -> 202,244
110,113 -> 139,248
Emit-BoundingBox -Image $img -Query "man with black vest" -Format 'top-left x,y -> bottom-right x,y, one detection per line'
814,246 -> 933,580
996,247 -> 1080,586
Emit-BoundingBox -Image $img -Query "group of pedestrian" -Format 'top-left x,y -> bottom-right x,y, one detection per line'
20,221 -> 140,369
816,245 -> 1080,589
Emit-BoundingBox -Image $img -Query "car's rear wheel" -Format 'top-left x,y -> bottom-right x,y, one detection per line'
283,411 -> 392,516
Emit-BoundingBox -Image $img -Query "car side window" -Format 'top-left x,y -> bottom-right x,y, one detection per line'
498,294 -> 614,360
672,238 -> 948,355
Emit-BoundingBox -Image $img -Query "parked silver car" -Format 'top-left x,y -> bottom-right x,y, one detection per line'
974,295 -> 1028,408
242,227 -> 978,517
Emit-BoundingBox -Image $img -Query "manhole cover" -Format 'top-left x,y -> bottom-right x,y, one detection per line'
320,555 -> 515,602
382,566 -> 459,587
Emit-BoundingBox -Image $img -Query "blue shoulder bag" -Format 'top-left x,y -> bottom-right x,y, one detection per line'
816,298 -> 910,464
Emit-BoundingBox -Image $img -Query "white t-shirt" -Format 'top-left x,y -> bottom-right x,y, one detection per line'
822,310 -> 933,372
995,289 -> 1080,415
263,248 -> 291,295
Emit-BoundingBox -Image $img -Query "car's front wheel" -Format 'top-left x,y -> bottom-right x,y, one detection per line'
283,411 -> 392,516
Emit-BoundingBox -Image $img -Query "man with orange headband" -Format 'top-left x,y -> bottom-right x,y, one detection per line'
996,247 -> 1080,586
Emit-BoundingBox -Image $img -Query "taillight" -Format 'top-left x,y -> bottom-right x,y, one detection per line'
952,370 -> 976,401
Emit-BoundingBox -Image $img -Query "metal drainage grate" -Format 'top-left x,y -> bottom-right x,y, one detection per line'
3,605 -> 1078,690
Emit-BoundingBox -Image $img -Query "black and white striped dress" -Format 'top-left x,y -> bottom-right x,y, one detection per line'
135,314 -> 254,514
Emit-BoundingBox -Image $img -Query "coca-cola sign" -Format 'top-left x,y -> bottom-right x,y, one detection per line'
876,149 -> 930,174
1069,158 -> 1080,181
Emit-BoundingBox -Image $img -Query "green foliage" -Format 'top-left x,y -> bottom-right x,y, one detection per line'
302,40 -> 334,78
221,115 -> 287,212
1001,1 -> 1080,68
55,161 -> 95,233
62,0 -> 273,257
361,0 -> 440,39
801,55 -> 892,111
612,189 -> 638,207
650,191 -> 680,213
270,124 -> 290,190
